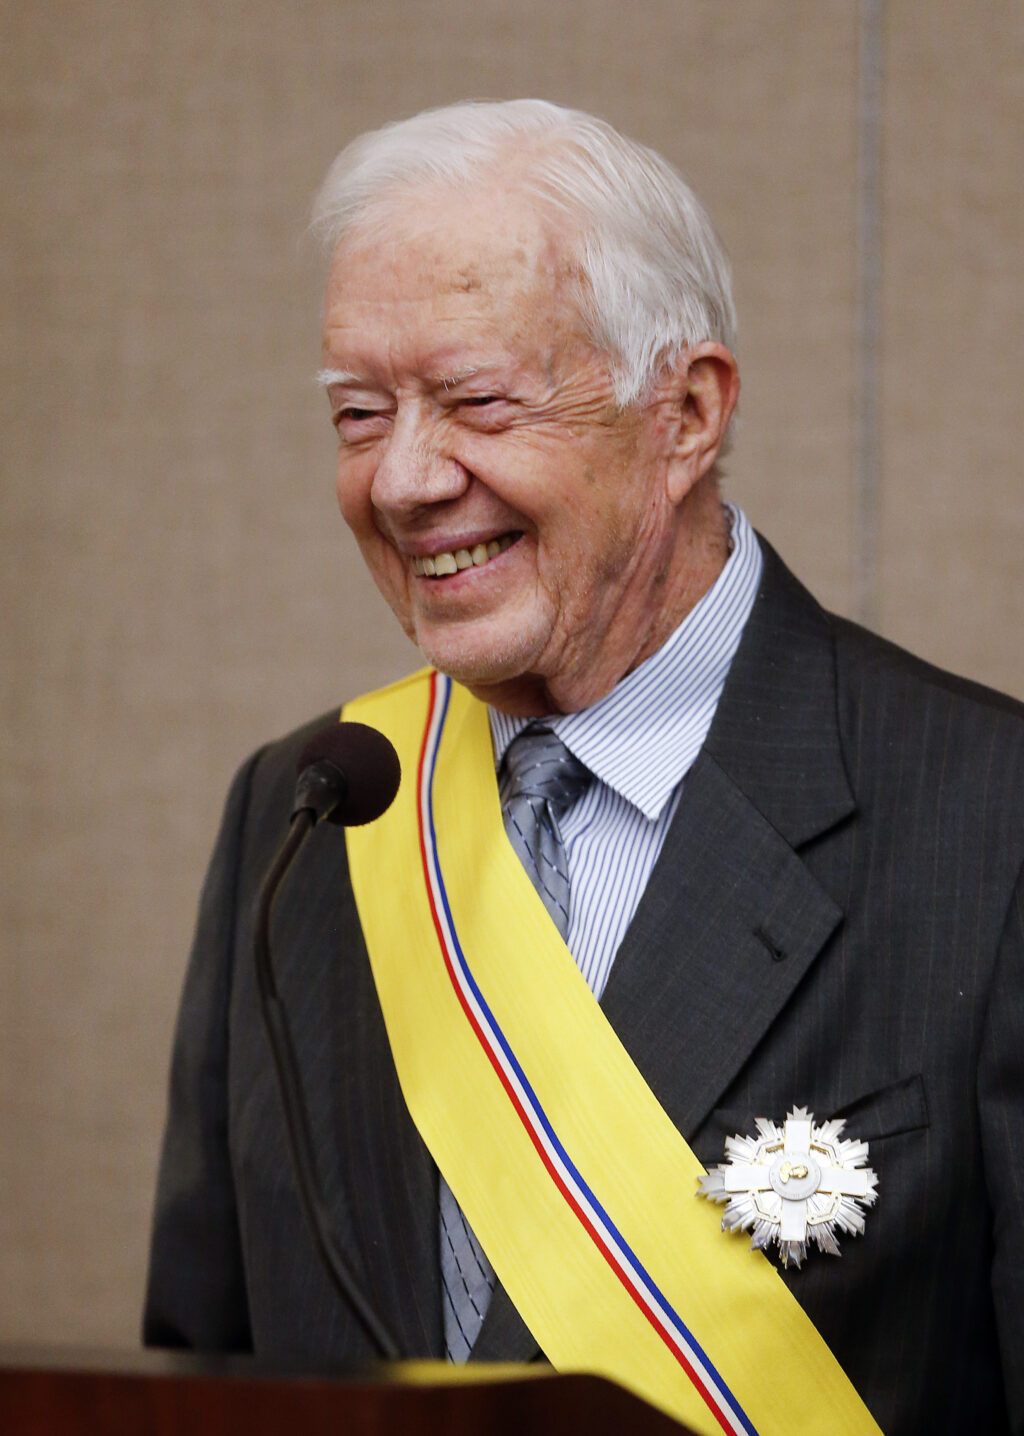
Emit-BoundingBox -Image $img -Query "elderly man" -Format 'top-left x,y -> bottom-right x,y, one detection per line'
145,102 -> 1024,1436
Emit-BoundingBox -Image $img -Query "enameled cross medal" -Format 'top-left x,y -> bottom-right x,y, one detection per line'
699,1106 -> 878,1267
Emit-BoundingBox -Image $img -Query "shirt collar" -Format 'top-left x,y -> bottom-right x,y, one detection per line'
489,504 -> 763,820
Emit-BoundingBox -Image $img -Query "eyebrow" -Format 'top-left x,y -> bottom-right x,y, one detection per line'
315,366 -> 485,392
315,368 -> 360,389
437,366 -> 480,391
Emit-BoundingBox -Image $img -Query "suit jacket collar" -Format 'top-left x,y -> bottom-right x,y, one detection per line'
600,536 -> 855,1138
702,537 -> 855,849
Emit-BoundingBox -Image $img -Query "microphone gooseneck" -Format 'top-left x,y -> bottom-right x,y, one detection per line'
255,721 -> 402,1361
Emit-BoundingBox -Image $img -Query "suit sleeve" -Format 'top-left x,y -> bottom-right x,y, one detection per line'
142,753 -> 261,1350
979,859 -> 1024,1432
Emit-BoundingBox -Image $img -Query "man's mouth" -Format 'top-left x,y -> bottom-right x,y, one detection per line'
410,532 -> 519,578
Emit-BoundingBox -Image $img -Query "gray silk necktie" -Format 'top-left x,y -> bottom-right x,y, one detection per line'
440,726 -> 591,1361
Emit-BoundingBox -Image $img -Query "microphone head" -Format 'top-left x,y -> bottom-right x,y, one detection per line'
295,721 -> 401,826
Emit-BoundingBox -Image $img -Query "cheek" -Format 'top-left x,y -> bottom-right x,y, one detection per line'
351,522 -> 412,632
334,455 -> 377,532
334,459 -> 407,596
549,460 -> 659,588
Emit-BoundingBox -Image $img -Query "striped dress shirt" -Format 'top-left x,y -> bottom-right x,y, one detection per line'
489,504 -> 763,1000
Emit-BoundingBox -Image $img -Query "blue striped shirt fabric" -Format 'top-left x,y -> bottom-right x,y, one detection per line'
489,504 -> 763,1001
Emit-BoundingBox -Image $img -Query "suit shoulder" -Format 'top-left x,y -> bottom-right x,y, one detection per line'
227,673 -> 431,832
202,709 -> 345,862
239,668 -> 432,786
827,613 -> 1024,845
221,706 -> 339,800
756,536 -> 1023,732
830,613 -> 1024,730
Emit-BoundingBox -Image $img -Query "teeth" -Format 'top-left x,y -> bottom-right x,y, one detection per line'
411,532 -> 517,578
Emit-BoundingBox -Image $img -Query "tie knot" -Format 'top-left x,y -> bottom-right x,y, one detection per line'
501,727 -> 591,820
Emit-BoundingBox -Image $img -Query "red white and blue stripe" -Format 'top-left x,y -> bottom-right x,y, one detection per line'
415,667 -> 758,1436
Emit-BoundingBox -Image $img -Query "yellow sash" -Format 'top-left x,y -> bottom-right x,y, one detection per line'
344,669 -> 880,1436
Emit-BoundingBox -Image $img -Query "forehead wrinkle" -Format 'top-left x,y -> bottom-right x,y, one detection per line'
321,195 -> 586,399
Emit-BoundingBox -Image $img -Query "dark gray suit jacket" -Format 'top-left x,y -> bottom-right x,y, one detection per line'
144,543 -> 1024,1435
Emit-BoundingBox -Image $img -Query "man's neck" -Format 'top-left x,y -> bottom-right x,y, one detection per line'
469,485 -> 732,717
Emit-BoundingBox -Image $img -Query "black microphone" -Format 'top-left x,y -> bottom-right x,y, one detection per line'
293,721 -> 402,826
255,722 -> 402,1360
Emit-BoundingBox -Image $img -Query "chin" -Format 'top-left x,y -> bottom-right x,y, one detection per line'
416,623 -> 543,690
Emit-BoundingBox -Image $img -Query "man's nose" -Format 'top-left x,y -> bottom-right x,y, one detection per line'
370,407 -> 468,517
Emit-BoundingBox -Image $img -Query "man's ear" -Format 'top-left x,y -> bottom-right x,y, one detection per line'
663,343 -> 740,505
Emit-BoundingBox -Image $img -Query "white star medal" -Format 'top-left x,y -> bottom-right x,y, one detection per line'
698,1106 -> 878,1267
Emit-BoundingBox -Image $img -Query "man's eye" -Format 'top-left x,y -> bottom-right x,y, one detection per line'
332,408 -> 389,452
457,395 -> 515,426
333,407 -> 390,442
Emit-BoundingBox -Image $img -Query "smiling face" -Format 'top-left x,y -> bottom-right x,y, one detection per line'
320,183 -> 732,714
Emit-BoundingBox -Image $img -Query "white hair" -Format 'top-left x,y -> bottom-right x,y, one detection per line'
311,99 -> 737,409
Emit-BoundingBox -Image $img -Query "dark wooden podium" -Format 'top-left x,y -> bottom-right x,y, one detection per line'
0,1346 -> 693,1434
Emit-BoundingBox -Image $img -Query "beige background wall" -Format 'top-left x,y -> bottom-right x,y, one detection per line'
1,2 -> 1020,1348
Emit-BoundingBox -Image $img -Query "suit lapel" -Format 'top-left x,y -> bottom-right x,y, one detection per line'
601,749 -> 845,1138
602,540 -> 855,1137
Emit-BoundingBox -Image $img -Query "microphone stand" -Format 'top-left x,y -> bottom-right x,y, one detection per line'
254,807 -> 402,1361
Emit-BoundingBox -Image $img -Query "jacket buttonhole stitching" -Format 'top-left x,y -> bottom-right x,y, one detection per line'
755,926 -> 787,962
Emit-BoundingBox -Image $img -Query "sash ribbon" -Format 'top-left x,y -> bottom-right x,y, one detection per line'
344,669 -> 879,1436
